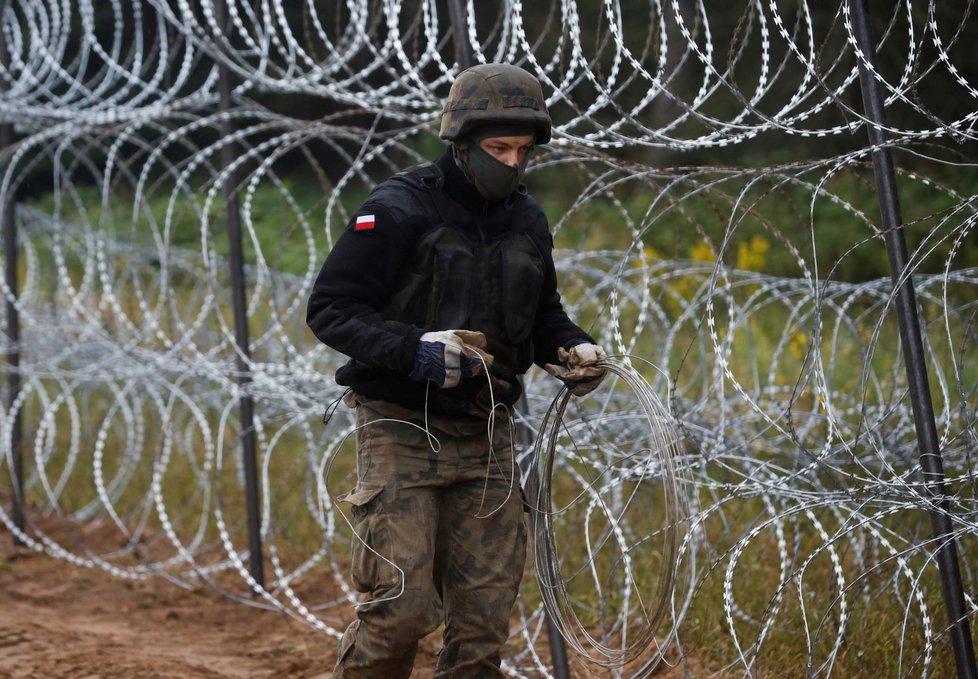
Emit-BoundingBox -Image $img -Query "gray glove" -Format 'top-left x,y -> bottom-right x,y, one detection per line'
545,343 -> 607,396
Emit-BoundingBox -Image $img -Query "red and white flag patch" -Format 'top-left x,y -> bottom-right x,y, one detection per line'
354,214 -> 376,231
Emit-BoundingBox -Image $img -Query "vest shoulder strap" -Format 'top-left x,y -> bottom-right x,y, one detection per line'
392,162 -> 443,190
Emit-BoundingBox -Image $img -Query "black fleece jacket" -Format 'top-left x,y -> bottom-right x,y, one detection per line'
306,149 -> 592,415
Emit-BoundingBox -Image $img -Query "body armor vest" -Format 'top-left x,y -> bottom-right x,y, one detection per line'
380,163 -> 547,379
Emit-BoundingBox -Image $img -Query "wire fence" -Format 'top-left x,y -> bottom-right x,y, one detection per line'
0,1 -> 977,676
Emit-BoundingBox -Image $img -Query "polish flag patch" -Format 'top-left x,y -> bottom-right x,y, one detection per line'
354,214 -> 376,231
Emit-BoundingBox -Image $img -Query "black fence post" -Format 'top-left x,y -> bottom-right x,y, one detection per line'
850,2 -> 977,677
0,0 -> 24,545
215,0 -> 264,590
446,0 -> 475,69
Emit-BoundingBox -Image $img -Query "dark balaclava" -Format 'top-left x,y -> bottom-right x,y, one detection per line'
454,123 -> 535,201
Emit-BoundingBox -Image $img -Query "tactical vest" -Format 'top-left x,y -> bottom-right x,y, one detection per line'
379,163 -> 547,378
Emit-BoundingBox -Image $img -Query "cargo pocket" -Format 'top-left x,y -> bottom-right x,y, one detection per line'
335,619 -> 359,667
340,483 -> 390,593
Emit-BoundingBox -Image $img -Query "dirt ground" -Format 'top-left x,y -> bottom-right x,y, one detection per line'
0,539 -> 445,678
0,534 -> 691,679
0,542 -> 330,678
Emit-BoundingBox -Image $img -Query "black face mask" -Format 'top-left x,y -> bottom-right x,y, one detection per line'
457,141 -> 532,201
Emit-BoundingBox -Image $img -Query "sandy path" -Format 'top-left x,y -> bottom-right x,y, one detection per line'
0,543 -> 344,678
0,538 -> 687,678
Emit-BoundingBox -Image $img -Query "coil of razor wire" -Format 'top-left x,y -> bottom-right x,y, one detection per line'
527,357 -> 691,673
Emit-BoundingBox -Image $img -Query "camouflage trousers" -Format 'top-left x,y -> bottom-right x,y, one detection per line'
333,396 -> 527,679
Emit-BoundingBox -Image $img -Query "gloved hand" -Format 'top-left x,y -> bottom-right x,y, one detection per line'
545,343 -> 607,396
409,329 -> 494,389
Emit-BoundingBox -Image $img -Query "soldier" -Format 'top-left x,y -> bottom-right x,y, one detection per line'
307,63 -> 607,678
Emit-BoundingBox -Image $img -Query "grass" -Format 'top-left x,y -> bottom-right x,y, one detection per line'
695,497 -> 963,677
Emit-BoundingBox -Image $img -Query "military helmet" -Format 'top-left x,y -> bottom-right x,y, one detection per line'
439,63 -> 552,144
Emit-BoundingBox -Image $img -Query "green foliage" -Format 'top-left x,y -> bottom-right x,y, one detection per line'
531,159 -> 976,284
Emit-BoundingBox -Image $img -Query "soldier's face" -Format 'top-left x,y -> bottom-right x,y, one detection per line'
478,134 -> 535,168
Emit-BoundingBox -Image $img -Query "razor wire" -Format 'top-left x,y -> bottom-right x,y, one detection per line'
0,0 -> 977,676
527,356 -> 690,672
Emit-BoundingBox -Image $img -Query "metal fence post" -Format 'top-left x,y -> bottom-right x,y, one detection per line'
446,0 -> 475,69
850,2 -> 977,676
0,0 -> 24,545
215,0 -> 264,590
